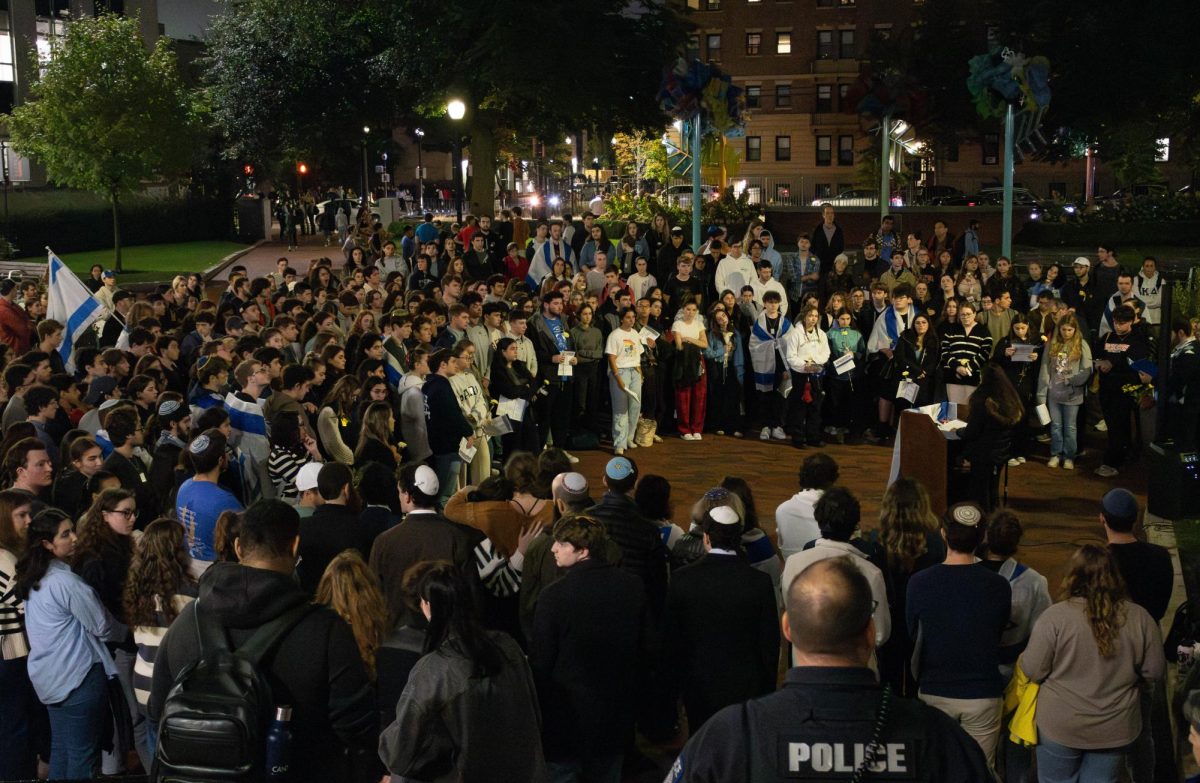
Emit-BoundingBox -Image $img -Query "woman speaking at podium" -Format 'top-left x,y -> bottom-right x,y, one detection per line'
956,364 -> 1024,510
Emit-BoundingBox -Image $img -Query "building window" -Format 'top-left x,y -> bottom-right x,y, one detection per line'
746,85 -> 761,109
746,136 -> 761,162
817,30 -> 834,59
944,141 -> 959,162
775,136 -> 792,161
745,32 -> 761,55
706,33 -> 721,61
776,84 -> 792,108
1156,137 -> 1170,162
776,32 -> 792,54
0,10 -> 13,114
687,35 -> 700,61
35,15 -> 70,69
839,29 -> 856,59
35,0 -> 71,16
816,136 -> 832,166
815,183 -> 833,199
838,135 -> 854,165
704,0 -> 721,9
874,23 -> 893,39
983,133 -> 999,165
815,85 -> 833,113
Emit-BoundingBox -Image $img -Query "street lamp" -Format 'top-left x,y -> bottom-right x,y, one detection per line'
447,99 -> 466,222
361,126 -> 371,205
414,128 -> 425,212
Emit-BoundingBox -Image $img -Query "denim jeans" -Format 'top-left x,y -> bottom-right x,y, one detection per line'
0,656 -> 42,779
431,452 -> 463,510
46,661 -> 108,781
1034,735 -> 1125,783
609,367 -> 642,449
1047,400 -> 1080,458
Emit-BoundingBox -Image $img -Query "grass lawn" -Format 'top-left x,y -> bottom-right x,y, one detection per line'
20,241 -> 252,284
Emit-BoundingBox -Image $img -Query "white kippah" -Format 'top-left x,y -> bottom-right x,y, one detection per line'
413,465 -> 440,495
949,504 -> 983,527
189,434 -> 211,454
710,505 -> 741,526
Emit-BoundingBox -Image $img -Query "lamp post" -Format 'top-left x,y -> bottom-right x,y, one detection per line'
414,128 -> 425,212
447,99 -> 466,223
361,126 -> 370,204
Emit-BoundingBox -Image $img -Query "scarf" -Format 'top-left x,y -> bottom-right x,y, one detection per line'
749,313 -> 793,393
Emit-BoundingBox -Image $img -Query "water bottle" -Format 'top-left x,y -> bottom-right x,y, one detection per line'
265,706 -> 293,780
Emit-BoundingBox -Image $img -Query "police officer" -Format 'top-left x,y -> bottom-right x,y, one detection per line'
665,556 -> 990,782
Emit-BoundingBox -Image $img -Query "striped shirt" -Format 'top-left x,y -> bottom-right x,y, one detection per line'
941,323 -> 993,385
473,538 -> 524,599
132,593 -> 196,708
268,445 -> 308,499
0,548 -> 30,660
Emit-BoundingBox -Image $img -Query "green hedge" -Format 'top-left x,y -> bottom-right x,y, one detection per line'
1015,220 -> 1200,247
3,190 -> 232,256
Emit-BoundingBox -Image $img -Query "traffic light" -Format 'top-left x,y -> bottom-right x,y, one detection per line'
243,164 -> 254,176
297,162 -> 308,175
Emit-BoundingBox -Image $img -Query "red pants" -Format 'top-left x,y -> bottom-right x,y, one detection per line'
675,379 -> 707,435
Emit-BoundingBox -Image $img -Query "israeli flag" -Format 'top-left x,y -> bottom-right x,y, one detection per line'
47,250 -> 103,374
383,336 -> 405,388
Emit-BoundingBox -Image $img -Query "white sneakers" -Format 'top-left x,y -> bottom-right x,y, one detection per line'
681,433 -> 703,441
760,427 -> 771,440
1047,456 -> 1060,469
1063,459 -> 1075,470
771,427 -> 787,440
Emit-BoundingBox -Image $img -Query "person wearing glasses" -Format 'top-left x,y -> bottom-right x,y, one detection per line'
174,429 -> 243,579
71,489 -> 152,774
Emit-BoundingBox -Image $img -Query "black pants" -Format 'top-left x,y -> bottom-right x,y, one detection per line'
573,361 -> 602,434
786,372 -> 823,444
706,362 -> 741,433
1099,386 -> 1135,468
827,378 -> 857,432
535,381 -> 573,449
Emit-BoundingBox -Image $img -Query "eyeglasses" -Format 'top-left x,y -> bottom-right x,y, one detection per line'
106,508 -> 137,519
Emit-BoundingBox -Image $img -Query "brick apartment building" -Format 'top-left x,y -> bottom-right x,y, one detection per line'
683,0 -> 1187,204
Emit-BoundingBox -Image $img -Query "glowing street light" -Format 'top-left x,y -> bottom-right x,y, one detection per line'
447,99 -> 466,120
447,100 -> 466,221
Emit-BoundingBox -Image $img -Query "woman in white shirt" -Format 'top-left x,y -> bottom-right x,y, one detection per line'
783,307 -> 831,447
627,256 -> 657,303
673,302 -> 709,440
606,308 -> 646,455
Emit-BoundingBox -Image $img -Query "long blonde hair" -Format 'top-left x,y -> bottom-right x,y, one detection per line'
315,551 -> 390,679
1049,314 -> 1084,362
879,478 -> 938,572
1062,544 -> 1128,657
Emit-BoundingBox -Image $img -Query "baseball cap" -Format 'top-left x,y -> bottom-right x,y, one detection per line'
1101,488 -> 1139,522
294,462 -> 323,493
1072,256 -> 1091,268
706,225 -> 723,238
84,376 -> 119,406
605,457 -> 635,481
101,270 -> 116,279
669,226 -> 684,236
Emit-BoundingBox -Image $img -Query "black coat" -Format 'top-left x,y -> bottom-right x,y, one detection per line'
664,553 -> 779,730
149,563 -> 378,783
297,503 -> 377,596
811,222 -> 845,275
531,559 -> 647,760
586,491 -> 669,616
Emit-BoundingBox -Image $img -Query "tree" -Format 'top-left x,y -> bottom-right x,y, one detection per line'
614,131 -> 671,191
4,13 -> 203,270
375,0 -> 690,216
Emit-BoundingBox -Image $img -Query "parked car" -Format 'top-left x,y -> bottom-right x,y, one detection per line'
911,185 -> 965,205
974,187 -> 1046,208
664,184 -> 719,207
811,189 -> 904,207
1094,183 -> 1169,205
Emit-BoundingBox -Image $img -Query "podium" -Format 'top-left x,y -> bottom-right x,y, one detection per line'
889,405 -> 969,517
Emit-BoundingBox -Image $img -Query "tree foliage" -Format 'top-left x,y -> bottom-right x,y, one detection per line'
875,0 -> 1200,181
4,12 -> 204,269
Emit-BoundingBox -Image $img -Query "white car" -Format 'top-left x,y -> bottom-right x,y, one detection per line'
811,189 -> 904,207
664,184 -> 719,208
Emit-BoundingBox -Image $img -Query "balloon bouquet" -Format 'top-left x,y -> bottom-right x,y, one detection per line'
967,47 -> 1052,161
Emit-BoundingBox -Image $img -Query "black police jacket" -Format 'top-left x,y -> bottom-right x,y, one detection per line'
667,666 -> 991,782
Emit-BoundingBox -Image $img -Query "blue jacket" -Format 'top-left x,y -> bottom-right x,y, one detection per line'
705,330 -> 745,383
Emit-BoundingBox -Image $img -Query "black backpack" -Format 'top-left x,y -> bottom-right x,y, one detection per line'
153,599 -> 316,782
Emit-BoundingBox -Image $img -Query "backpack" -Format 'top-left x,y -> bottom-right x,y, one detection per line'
154,599 -> 316,783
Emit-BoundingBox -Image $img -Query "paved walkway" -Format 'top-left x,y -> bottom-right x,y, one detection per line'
210,232 -> 348,282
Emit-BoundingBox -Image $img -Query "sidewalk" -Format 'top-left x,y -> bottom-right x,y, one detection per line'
210,232 -> 346,282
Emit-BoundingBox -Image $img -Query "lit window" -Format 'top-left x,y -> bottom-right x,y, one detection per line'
776,32 -> 792,54
1156,138 -> 1170,163
746,136 -> 761,161
816,135 -> 832,166
745,33 -> 761,55
816,85 -> 832,113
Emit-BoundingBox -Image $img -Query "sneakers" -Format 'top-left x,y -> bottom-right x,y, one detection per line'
1095,419 -> 1108,432
733,431 -> 743,438
693,433 -> 703,441
1017,456 -> 1026,464
715,430 -> 725,436
1007,458 -> 1021,467
760,427 -> 771,441
1036,433 -> 1052,444
1047,456 -> 1061,468
771,427 -> 787,440
614,448 -> 625,455
627,442 -> 637,449
682,433 -> 698,441
1063,459 -> 1075,470
1094,464 -> 1119,477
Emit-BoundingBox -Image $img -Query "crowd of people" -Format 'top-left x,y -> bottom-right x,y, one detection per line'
0,201 -> 1193,782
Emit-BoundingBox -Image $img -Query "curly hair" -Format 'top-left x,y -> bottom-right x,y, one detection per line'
315,551 -> 390,680
879,478 -> 939,573
1063,543 -> 1129,658
123,518 -> 193,628
74,488 -> 135,562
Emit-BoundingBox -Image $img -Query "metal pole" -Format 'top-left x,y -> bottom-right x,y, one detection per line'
453,140 -> 464,224
1002,103 -> 1015,259
417,143 -> 424,213
691,116 -> 702,251
880,113 -> 891,224
361,141 -> 368,204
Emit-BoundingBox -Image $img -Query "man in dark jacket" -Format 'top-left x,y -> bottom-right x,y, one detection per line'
664,504 -> 780,732
811,204 -> 845,276
369,463 -> 483,625
296,463 -> 376,595
532,514 -> 647,781
420,348 -> 475,507
586,456 -> 669,617
1094,305 -> 1153,478
149,499 -> 378,783
529,292 -> 577,450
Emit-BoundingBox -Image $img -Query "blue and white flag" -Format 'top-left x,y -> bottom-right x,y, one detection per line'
383,336 -> 405,388
224,392 -> 270,504
47,250 -> 103,374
